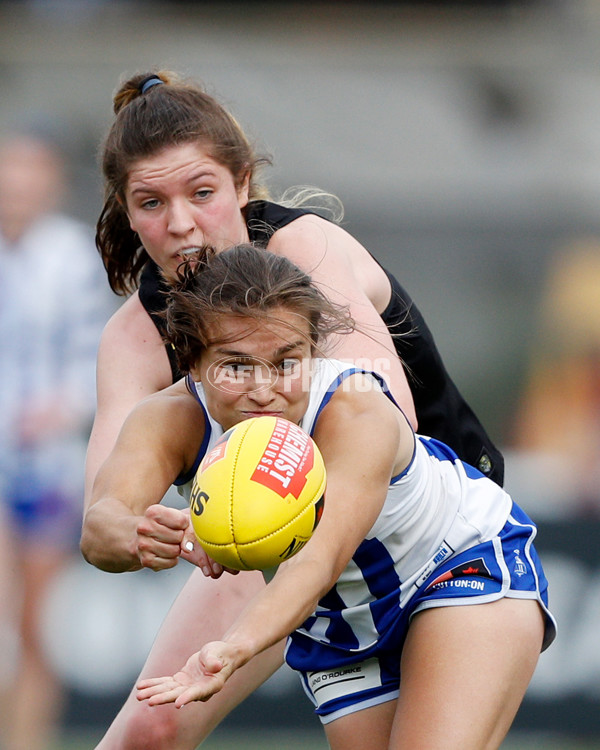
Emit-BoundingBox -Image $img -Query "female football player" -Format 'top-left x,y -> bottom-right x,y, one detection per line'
85,244 -> 555,750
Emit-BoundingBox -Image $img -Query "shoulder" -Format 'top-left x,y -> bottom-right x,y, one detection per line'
314,371 -> 413,470
267,214 -> 364,271
267,215 -> 394,313
322,370 -> 398,418
128,380 -> 205,446
133,379 -> 199,422
97,292 -> 172,395
101,293 -> 161,347
246,200 -> 316,245
268,211 -> 345,245
119,379 -> 206,472
308,373 -> 414,500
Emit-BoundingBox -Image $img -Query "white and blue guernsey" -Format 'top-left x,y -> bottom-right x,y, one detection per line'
180,358 -> 556,724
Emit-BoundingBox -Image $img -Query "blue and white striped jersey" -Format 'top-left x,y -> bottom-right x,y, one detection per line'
182,359 -> 513,657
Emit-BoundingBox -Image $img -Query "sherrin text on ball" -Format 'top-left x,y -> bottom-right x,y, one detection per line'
190,416 -> 326,571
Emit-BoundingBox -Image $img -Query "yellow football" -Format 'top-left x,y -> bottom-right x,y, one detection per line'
190,416 -> 326,571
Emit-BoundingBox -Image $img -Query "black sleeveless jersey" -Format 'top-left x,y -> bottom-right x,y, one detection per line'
138,200 -> 504,485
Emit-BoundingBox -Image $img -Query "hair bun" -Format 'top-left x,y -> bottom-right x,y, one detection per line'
112,71 -> 169,115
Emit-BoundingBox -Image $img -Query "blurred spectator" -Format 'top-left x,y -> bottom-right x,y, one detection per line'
510,238 -> 600,518
0,132 -> 115,750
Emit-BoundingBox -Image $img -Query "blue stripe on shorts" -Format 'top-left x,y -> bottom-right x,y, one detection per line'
288,502 -> 556,723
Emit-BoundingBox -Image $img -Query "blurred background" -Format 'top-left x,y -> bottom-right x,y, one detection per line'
1,0 -> 600,747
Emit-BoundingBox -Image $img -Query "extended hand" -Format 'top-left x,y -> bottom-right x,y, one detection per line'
136,641 -> 237,708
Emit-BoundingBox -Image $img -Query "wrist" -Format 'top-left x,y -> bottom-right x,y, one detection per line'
223,634 -> 259,669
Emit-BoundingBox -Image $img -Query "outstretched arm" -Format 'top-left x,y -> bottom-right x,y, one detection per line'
83,294 -> 174,516
81,381 -> 203,573
137,376 -> 413,707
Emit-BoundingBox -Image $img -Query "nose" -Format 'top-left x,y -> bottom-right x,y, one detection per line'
167,199 -> 197,236
247,384 -> 277,406
247,367 -> 278,405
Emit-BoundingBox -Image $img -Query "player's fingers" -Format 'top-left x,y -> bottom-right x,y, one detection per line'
145,504 -> 189,531
137,518 -> 185,547
137,680 -> 181,703
137,676 -> 172,690
147,687 -> 186,706
141,557 -> 178,572
138,535 -> 182,554
174,683 -> 219,707
180,542 -> 225,578
137,543 -> 182,571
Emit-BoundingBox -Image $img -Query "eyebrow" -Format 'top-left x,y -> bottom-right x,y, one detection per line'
129,169 -> 217,196
215,340 -> 307,358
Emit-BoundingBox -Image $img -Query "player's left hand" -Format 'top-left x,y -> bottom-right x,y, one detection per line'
136,641 -> 237,707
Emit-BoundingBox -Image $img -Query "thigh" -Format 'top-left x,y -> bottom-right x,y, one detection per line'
139,568 -> 268,676
324,699 -> 397,750
390,598 -> 545,750
98,568 -> 285,750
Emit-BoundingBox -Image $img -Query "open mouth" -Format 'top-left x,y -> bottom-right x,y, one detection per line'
179,247 -> 203,258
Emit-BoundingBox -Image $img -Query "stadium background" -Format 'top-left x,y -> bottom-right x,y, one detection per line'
1,1 -> 600,747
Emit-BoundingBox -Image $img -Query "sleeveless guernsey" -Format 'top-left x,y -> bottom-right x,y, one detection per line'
179,359 -> 555,711
179,360 -> 528,655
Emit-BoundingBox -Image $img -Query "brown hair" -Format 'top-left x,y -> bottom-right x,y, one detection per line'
164,244 -> 354,373
97,71 -> 271,295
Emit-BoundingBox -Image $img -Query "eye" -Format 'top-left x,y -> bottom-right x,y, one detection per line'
140,198 -> 160,210
220,360 -> 253,376
279,358 -> 301,373
194,188 -> 213,200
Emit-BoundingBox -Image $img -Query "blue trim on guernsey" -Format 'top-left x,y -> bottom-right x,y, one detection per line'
419,435 -> 487,480
174,362 -> 418,487
309,367 -> 364,432
313,366 -> 416,484
173,375 -> 213,486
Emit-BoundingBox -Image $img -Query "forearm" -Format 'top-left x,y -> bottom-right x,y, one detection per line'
220,556 -> 331,670
80,498 -> 144,573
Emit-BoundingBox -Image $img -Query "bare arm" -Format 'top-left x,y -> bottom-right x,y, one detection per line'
81,382 -> 203,573
137,376 -> 414,706
267,215 -> 417,428
83,293 -> 174,514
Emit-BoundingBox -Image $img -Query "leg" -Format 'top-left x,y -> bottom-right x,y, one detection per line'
2,541 -> 70,750
97,568 -> 284,750
390,598 -> 544,750
324,700 -> 397,750
323,598 -> 543,750
0,514 -> 20,748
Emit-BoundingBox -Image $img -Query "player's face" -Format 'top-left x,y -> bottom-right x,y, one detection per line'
124,142 -> 250,282
195,309 -> 313,432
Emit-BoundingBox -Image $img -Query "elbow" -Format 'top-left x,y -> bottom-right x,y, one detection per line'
80,498 -> 145,573
79,536 -> 136,574
79,515 -> 127,573
79,518 -> 94,564
79,523 -> 105,570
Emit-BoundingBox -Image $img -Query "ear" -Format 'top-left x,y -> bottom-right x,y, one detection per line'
237,171 -> 250,209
